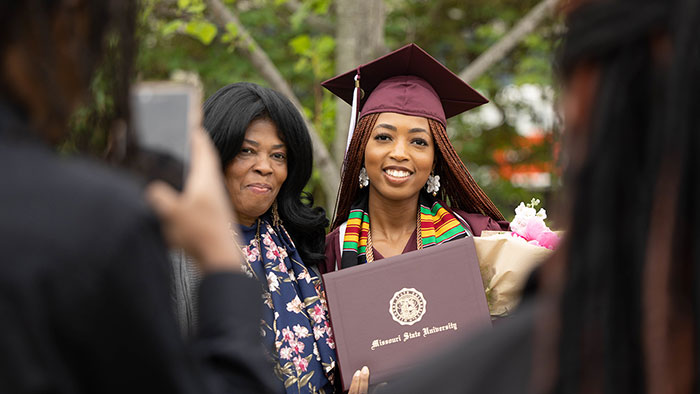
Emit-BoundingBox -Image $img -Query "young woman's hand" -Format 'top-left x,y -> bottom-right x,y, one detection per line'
348,366 -> 370,394
146,128 -> 242,272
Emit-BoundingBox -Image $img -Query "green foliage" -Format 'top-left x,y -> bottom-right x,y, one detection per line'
66,0 -> 561,219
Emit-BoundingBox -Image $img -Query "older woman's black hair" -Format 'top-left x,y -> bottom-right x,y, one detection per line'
203,82 -> 328,267
547,0 -> 700,391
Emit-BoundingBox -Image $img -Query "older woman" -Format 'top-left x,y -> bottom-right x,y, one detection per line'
320,44 -> 508,273
174,82 -> 337,393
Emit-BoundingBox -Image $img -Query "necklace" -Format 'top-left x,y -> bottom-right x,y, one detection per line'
365,208 -> 422,263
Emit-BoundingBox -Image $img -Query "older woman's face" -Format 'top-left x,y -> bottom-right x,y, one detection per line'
364,112 -> 434,203
224,119 -> 288,227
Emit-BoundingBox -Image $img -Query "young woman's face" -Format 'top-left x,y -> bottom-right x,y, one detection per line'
363,112 -> 435,203
224,119 -> 288,226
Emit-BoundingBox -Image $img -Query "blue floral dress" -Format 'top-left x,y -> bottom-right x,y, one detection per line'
238,216 -> 337,393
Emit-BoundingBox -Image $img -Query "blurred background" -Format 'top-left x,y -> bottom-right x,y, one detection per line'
65,0 -> 562,224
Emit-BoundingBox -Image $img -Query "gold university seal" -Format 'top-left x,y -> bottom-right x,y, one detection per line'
389,288 -> 427,326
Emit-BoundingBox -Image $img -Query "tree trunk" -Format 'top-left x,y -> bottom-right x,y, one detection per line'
332,0 -> 387,172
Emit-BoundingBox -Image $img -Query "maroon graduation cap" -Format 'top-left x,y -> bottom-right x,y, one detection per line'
322,43 -> 488,149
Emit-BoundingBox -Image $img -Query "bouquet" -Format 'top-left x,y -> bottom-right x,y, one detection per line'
474,198 -> 560,316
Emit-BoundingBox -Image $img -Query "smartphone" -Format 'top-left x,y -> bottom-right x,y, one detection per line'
130,81 -> 202,188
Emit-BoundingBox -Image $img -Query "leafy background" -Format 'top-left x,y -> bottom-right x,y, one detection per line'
67,0 -> 562,224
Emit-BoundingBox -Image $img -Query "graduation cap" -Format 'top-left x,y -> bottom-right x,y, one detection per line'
321,43 -> 488,153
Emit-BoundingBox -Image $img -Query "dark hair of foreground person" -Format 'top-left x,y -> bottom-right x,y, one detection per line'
383,0 -> 700,392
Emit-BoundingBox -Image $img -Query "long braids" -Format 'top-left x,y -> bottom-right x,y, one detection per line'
538,0 -> 700,392
331,113 -> 504,230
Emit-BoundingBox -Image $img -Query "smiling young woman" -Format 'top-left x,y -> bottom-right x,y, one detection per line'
320,44 -> 508,273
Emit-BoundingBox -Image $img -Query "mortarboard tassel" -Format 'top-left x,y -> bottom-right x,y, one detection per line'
345,72 -> 361,155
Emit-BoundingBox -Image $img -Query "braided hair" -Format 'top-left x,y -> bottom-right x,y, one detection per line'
538,0 -> 700,392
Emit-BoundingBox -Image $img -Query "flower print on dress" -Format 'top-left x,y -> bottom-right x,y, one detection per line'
281,327 -> 295,342
277,262 -> 288,274
325,336 -> 335,350
296,268 -> 313,284
267,272 -> 280,292
313,325 -> 326,341
293,356 -> 309,373
280,346 -> 293,360
242,240 -> 261,264
289,338 -> 305,354
286,296 -> 304,314
293,324 -> 310,338
262,291 -> 274,309
310,304 -> 326,324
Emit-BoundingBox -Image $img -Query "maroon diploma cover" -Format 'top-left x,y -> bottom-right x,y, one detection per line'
322,237 -> 491,390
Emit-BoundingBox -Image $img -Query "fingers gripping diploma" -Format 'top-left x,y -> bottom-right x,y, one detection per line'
146,128 -> 242,272
348,366 -> 370,394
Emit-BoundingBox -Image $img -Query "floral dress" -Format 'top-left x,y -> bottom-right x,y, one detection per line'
238,216 -> 337,393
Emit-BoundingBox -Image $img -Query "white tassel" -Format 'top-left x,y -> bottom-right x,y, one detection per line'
345,73 -> 361,154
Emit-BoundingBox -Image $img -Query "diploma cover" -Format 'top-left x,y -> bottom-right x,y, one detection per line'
322,237 -> 490,390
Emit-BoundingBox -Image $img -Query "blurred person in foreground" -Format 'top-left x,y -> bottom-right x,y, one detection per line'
380,0 -> 700,392
0,1 -> 275,393
174,82 -> 338,393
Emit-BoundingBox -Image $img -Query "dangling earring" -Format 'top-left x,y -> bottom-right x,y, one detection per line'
426,172 -> 440,197
272,200 -> 282,227
358,167 -> 369,189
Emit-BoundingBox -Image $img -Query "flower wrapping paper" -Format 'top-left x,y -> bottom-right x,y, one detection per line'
474,231 -> 553,316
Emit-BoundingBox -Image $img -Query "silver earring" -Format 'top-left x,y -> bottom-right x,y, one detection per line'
426,172 -> 440,196
358,167 -> 369,188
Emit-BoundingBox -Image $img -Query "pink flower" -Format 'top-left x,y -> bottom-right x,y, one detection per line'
511,213 -> 560,250
279,346 -> 293,360
286,296 -> 303,314
325,336 -> 335,349
523,216 -> 547,240
293,324 -> 309,338
266,247 -> 281,261
311,304 -> 325,324
537,230 -> 560,250
313,325 -> 326,340
291,339 -> 305,353
277,246 -> 288,260
282,327 -> 294,342
262,233 -> 274,247
277,262 -> 288,273
243,244 -> 260,263
293,356 -> 309,373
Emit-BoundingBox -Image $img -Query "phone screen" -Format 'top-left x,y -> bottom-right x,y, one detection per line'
130,82 -> 201,186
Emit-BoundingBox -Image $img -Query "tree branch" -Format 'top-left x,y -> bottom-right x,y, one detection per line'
204,0 -> 340,208
458,0 -> 560,83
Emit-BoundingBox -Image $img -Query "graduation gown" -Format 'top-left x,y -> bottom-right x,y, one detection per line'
0,110 -> 276,393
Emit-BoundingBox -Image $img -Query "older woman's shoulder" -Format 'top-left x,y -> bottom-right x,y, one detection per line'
452,209 -> 510,236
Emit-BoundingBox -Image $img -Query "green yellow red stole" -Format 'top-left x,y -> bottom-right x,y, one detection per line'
340,193 -> 470,268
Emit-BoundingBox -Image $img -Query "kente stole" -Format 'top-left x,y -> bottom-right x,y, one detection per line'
340,194 -> 469,269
